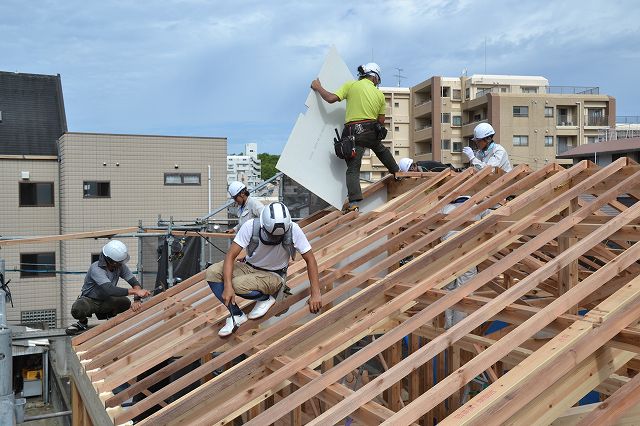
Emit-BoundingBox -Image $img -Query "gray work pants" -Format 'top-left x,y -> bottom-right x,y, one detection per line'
71,295 -> 131,322
344,126 -> 399,202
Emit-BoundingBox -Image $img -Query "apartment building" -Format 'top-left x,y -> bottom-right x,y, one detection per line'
359,87 -> 411,181
227,142 -> 262,188
0,72 -> 227,327
410,75 -> 615,169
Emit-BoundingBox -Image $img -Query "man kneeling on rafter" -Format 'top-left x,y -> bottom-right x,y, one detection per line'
205,202 -> 323,336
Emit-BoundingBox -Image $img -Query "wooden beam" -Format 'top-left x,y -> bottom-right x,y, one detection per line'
442,273 -> 640,425
576,368 -> 640,426
0,227 -> 139,246
504,346 -> 635,425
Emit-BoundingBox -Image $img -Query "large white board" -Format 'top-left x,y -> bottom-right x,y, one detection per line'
277,46 -> 353,210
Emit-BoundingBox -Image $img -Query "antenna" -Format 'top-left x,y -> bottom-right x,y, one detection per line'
393,67 -> 406,87
484,37 -> 487,74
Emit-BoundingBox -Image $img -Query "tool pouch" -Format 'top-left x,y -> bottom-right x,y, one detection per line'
333,128 -> 357,160
375,122 -> 388,141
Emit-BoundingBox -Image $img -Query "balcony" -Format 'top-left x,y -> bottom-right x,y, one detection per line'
413,100 -> 432,118
545,86 -> 599,95
557,115 -> 576,126
586,116 -> 609,127
413,126 -> 433,143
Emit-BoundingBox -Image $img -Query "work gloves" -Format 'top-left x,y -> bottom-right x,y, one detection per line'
462,146 -> 475,162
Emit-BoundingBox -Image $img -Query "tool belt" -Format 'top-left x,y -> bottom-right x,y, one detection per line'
344,119 -> 387,141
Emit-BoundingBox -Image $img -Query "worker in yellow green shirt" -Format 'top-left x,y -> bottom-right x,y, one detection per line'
311,62 -> 399,212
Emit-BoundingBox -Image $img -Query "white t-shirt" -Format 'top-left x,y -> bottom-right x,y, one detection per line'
234,219 -> 312,271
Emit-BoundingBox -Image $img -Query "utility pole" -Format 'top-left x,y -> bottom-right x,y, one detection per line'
393,67 -> 406,87
0,258 -> 15,424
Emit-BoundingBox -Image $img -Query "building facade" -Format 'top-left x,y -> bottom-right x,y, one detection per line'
359,87 -> 411,181
1,133 -> 227,327
410,75 -> 616,169
227,142 -> 262,188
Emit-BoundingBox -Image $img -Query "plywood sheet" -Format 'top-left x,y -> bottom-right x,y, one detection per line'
277,46 -> 353,210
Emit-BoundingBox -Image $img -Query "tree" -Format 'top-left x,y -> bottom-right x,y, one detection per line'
258,153 -> 280,180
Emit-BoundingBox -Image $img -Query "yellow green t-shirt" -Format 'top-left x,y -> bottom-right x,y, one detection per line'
334,78 -> 386,123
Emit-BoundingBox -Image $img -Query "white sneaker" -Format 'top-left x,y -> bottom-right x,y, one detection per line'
218,313 -> 247,337
248,296 -> 276,319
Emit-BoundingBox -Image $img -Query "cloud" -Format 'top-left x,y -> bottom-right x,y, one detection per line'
0,0 -> 638,153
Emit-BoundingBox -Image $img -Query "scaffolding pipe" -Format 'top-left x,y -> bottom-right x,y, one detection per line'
167,217 -> 174,288
197,171 -> 284,223
22,411 -> 71,422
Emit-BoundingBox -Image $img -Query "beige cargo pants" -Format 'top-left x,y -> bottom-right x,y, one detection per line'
205,261 -> 282,296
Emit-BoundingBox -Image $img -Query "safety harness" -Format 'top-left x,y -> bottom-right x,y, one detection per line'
246,219 -> 295,315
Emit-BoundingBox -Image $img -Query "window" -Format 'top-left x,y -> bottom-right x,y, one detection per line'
544,106 -> 554,117
394,126 -> 400,132
452,89 -> 461,100
452,142 -> 463,153
545,136 -> 554,146
521,86 -> 538,94
452,116 -> 462,126
441,87 -> 450,97
364,149 -> 371,157
19,182 -> 54,207
441,113 -> 450,124
83,181 -> 110,198
441,139 -> 451,150
500,87 -> 508,93
394,102 -> 399,107
513,135 -> 529,146
359,172 -> 371,181
394,150 -> 400,156
473,113 -> 482,122
587,136 -> 597,144
163,173 -> 201,186
465,88 -> 470,100
20,252 -> 55,278
513,106 -> 529,117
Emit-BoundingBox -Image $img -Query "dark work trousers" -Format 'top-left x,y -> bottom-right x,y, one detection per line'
343,125 -> 399,203
70,295 -> 131,323
208,281 -> 270,316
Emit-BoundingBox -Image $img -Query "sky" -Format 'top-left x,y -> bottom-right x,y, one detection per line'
1,0 -> 639,154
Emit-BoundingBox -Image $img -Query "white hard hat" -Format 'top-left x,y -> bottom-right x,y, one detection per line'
260,202 -> 292,237
359,63 -> 381,82
472,122 -> 495,141
398,158 -> 414,172
102,240 -> 130,263
228,181 -> 246,198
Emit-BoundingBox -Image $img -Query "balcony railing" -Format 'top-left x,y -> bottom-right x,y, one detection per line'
586,116 -> 608,126
557,116 -> 576,126
545,86 -> 599,95
616,116 -> 640,124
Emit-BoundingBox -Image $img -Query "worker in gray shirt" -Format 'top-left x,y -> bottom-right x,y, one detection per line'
65,240 -> 149,335
226,181 -> 264,233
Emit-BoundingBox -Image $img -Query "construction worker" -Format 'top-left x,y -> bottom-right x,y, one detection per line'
311,63 -> 400,212
462,123 -> 512,172
206,202 -> 322,336
65,240 -> 149,335
226,181 -> 264,233
398,158 -> 422,172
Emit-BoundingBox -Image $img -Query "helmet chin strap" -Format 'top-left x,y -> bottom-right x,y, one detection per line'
259,228 -> 284,246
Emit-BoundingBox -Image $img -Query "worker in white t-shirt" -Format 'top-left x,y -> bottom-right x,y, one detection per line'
205,202 -> 322,336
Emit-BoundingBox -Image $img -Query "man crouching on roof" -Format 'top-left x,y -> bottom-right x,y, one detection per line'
205,202 -> 323,336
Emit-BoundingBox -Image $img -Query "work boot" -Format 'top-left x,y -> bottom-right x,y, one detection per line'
343,203 -> 360,214
248,296 -> 276,319
65,320 -> 89,336
218,313 -> 247,337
